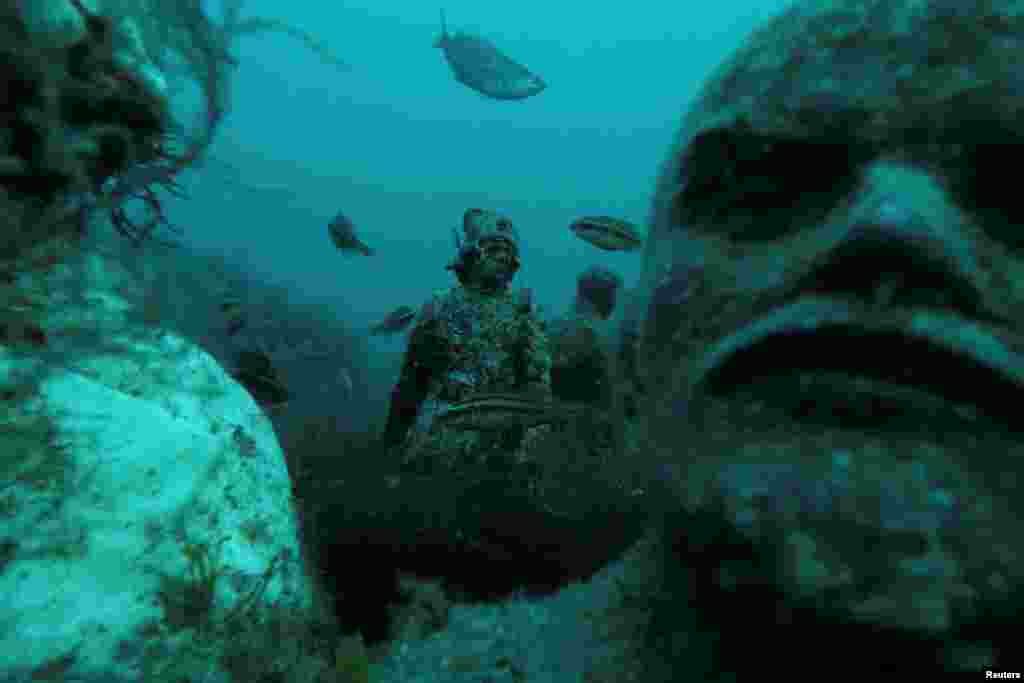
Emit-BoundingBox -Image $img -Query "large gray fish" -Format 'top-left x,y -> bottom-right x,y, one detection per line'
435,391 -> 589,431
433,9 -> 547,101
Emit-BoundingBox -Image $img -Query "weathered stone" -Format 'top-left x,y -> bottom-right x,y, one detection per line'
637,0 -> 1024,672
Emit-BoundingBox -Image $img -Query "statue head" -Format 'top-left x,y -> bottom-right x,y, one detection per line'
574,265 -> 623,320
637,0 -> 1024,666
447,208 -> 521,292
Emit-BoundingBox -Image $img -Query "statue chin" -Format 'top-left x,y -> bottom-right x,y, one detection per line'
470,268 -> 514,292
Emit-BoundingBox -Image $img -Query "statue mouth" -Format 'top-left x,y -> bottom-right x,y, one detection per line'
691,298 -> 1024,432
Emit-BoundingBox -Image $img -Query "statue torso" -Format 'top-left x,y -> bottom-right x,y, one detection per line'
427,286 -> 531,402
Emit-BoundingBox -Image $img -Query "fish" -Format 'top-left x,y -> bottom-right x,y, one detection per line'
328,211 -> 374,256
569,216 -> 644,252
434,391 -> 589,431
434,9 -> 547,101
370,305 -> 417,335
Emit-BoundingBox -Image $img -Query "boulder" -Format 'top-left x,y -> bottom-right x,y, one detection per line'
0,242 -> 317,681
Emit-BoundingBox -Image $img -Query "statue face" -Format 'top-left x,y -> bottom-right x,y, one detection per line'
640,0 -> 1024,649
469,237 -> 518,290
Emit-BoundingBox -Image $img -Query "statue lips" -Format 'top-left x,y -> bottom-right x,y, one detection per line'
677,190 -> 1024,433
688,293 -> 1024,432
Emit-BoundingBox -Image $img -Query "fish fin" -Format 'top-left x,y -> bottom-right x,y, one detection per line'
433,8 -> 448,47
357,241 -> 374,256
452,225 -> 462,251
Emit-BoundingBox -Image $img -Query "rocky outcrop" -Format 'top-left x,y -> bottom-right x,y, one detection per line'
1,239 -> 319,681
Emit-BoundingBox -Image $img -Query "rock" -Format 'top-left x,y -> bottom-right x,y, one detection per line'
0,243 -> 317,681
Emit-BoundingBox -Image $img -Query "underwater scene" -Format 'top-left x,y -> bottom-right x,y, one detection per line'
2,0 -> 1023,680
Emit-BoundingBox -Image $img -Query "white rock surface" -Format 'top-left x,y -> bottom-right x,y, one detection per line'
0,242 -> 316,681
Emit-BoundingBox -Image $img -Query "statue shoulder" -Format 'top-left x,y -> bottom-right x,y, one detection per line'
418,287 -> 457,322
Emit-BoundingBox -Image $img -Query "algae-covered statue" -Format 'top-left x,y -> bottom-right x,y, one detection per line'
635,0 -> 1024,672
545,266 -> 627,464
549,266 -> 622,404
380,208 -> 552,472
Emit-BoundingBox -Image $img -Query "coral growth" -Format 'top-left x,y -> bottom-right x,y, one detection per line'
2,0 -> 348,256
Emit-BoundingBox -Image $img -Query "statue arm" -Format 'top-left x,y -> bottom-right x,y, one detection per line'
520,312 -> 552,396
380,299 -> 450,448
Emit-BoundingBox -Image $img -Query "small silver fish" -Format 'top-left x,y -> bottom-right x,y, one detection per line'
435,391 -> 587,431
434,9 -> 547,101
370,305 -> 417,335
328,211 -> 374,255
569,216 -> 643,252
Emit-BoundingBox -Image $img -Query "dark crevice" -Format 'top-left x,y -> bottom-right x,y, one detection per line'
797,241 -> 993,325
703,326 -> 1023,430
672,127 -> 871,239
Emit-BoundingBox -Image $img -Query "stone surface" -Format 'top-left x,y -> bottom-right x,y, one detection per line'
0,242 -> 315,681
635,0 -> 1024,673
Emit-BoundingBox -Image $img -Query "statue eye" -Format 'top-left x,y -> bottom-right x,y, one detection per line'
673,127 -> 871,241
940,129 -> 1024,248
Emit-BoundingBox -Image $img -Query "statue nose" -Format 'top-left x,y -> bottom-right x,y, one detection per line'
836,188 -> 978,284
864,194 -> 928,242
791,189 -> 994,320
833,162 -> 980,282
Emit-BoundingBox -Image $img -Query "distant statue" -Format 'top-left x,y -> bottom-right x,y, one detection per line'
380,208 -> 553,473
